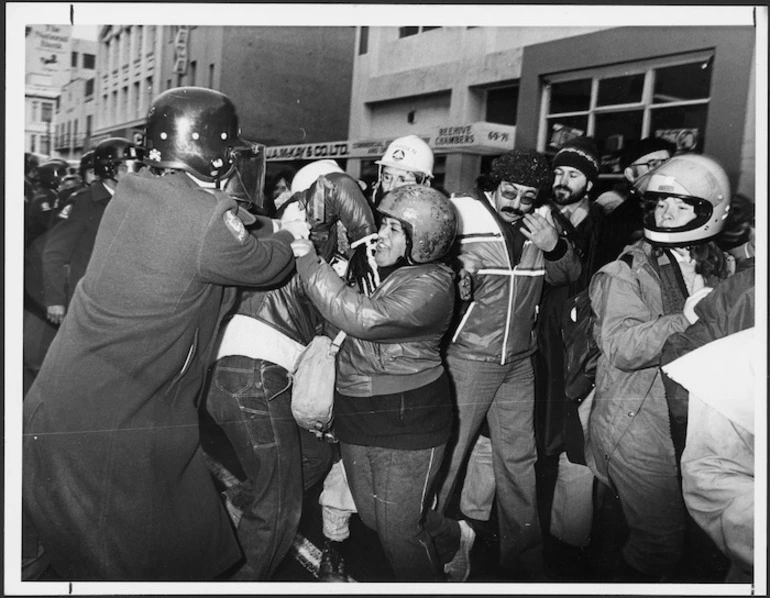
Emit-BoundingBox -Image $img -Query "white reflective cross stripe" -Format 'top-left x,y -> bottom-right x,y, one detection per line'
477,268 -> 545,277
459,235 -> 504,244
451,301 -> 476,343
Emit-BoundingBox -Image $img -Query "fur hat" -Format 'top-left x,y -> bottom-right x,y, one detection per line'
552,137 -> 600,183
489,149 -> 552,191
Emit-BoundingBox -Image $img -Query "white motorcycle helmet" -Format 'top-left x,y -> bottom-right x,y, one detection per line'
376,135 -> 434,181
635,153 -> 731,246
290,159 -> 344,195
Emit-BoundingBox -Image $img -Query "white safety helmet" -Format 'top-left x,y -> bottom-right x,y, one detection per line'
635,153 -> 731,246
376,135 -> 434,179
291,159 -> 344,194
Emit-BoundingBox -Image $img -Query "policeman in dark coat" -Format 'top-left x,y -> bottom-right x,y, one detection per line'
26,160 -> 68,247
42,137 -> 139,325
22,87 -> 310,581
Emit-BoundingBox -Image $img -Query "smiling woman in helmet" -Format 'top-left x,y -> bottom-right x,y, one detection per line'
586,153 -> 732,581
291,185 -> 476,581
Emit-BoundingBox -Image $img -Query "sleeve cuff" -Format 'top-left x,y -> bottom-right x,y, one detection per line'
544,237 -> 568,261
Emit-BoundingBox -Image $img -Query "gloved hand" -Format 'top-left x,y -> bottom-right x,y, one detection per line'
291,239 -> 316,258
458,269 -> 473,301
346,241 -> 380,296
683,286 -> 713,324
46,304 -> 66,325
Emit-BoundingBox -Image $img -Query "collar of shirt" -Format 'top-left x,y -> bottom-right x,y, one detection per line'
558,196 -> 590,227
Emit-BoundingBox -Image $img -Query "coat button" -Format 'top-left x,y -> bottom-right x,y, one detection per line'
628,411 -> 635,417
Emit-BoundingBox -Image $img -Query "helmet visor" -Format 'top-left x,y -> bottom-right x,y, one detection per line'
223,140 -> 266,211
642,192 -> 715,242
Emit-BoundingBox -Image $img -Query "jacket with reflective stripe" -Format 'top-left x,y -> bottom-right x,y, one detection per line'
446,192 -> 581,365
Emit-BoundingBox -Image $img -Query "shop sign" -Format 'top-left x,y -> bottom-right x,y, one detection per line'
655,128 -> 699,151
266,141 -> 350,161
433,122 -> 515,154
348,139 -> 393,158
173,26 -> 189,74
25,25 -> 71,91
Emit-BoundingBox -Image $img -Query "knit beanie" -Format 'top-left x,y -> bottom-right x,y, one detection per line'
490,149 -> 552,191
552,137 -> 600,183
620,137 -> 677,170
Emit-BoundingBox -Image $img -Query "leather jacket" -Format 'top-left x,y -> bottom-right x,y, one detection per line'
297,253 -> 455,397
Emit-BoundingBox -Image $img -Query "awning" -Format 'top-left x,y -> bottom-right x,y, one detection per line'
264,122 -> 516,162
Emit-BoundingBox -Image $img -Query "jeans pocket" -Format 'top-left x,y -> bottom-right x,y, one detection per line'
214,362 -> 255,396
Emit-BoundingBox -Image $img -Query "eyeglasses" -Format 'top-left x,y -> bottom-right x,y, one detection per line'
500,186 -> 538,203
631,157 -> 668,171
381,171 -> 417,186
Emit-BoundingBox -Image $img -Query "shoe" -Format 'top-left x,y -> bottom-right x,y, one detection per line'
318,539 -> 348,582
444,520 -> 476,582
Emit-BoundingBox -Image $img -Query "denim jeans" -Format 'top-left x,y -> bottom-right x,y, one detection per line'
206,355 -> 331,580
440,353 -> 544,575
340,442 -> 460,581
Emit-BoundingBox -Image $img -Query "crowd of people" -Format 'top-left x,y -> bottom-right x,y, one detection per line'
21,85 -> 756,585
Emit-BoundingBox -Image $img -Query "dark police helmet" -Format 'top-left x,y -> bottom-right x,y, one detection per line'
37,160 -> 70,190
94,137 -> 138,181
142,86 -> 252,184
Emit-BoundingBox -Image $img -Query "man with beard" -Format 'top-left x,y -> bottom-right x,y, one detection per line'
534,136 -> 606,565
437,149 -> 581,580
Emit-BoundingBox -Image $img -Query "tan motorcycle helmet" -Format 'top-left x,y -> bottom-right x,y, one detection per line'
377,184 -> 457,264
635,153 -> 731,246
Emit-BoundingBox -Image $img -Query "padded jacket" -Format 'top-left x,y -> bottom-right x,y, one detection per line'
447,192 -> 581,365
297,253 -> 455,398
587,240 -> 691,482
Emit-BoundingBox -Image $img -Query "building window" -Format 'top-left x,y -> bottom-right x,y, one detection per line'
30,135 -> 36,153
486,84 -> 519,126
85,78 -> 95,97
41,102 -> 53,123
208,64 -> 215,88
122,86 -> 129,121
71,51 -> 78,67
146,76 -> 154,111
31,100 -> 39,122
166,78 -> 172,90
358,26 -> 368,55
398,26 -> 440,38
133,81 -> 141,118
86,114 -> 92,137
41,135 -> 50,156
540,51 -> 713,174
189,60 -> 197,86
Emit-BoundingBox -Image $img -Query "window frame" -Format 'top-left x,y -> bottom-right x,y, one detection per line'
537,50 -> 713,166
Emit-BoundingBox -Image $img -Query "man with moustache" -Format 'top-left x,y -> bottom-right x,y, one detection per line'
438,149 -> 581,580
534,136 -> 606,563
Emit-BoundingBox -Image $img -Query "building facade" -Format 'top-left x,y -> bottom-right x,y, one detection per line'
53,37 -> 98,162
92,25 -> 356,182
336,25 -> 756,197
24,25 -> 74,158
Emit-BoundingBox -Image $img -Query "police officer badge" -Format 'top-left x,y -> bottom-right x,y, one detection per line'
223,209 -> 247,243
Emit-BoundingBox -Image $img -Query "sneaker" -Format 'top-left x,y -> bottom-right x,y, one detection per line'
318,539 -> 348,582
444,520 -> 476,582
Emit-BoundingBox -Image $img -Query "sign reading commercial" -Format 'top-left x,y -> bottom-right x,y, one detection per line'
25,25 -> 72,91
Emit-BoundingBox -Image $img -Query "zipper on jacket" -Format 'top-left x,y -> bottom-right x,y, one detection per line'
451,301 -> 476,343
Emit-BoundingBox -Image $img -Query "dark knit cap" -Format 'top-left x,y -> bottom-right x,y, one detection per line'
552,137 -> 600,183
490,149 -> 552,191
620,137 -> 677,170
